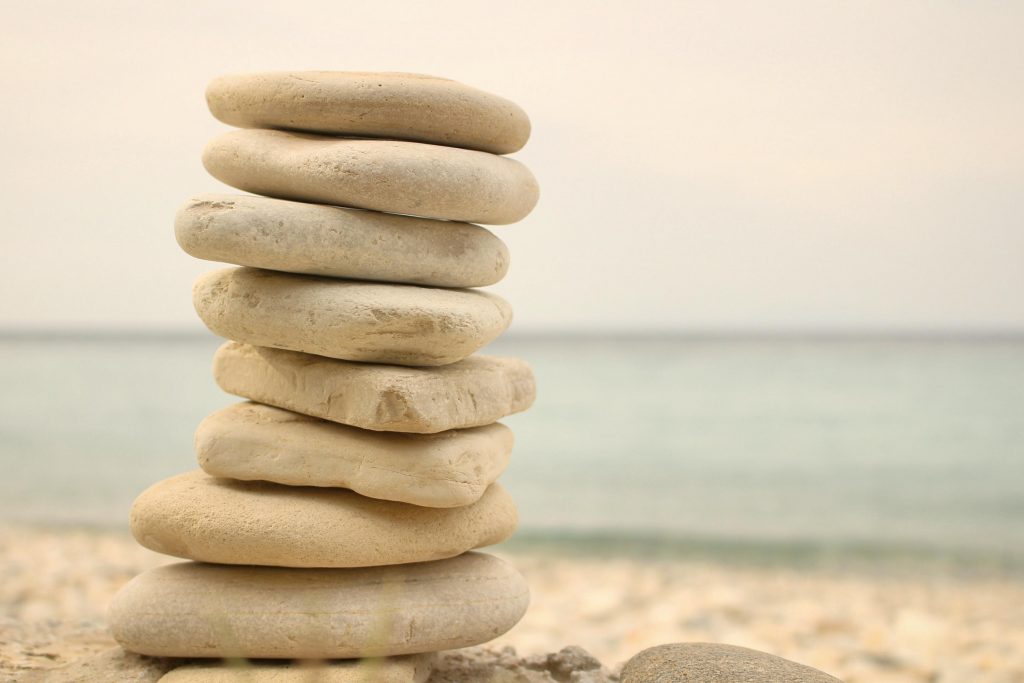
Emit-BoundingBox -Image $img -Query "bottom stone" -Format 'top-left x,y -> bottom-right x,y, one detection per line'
28,646 -> 617,683
108,553 -> 528,659
161,653 -> 435,682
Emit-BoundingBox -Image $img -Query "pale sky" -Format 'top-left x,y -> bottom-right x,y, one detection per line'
1,1 -> 1022,333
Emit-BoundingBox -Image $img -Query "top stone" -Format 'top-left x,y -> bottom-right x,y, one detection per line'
206,71 -> 531,155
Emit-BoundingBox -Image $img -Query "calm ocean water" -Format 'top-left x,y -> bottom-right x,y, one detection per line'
2,334 -> 1023,567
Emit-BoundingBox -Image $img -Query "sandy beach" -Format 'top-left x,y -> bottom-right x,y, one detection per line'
2,526 -> 1022,682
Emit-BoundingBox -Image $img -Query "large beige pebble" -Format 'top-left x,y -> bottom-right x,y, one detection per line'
109,554 -> 528,659
161,653 -> 435,682
213,342 -> 536,434
196,402 -> 513,508
202,129 -> 539,225
193,268 -> 512,367
206,71 -> 530,155
130,471 -> 516,567
175,194 -> 509,288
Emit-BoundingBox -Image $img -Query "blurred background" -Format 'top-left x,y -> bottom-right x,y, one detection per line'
2,2 -> 1022,681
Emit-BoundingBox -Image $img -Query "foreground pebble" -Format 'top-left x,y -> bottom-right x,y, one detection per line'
621,643 -> 843,682
176,194 -> 509,288
161,653 -> 435,682
206,71 -> 530,154
194,267 -> 512,367
109,555 -> 528,659
130,471 -> 516,567
203,129 -> 539,224
196,403 -> 514,508
213,342 -> 536,433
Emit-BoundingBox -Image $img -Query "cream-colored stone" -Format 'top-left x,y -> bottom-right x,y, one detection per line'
109,554 -> 528,659
193,268 -> 512,367
196,403 -> 513,508
213,342 -> 536,434
130,471 -> 516,567
161,653 -> 435,682
206,71 -> 530,155
175,194 -> 509,288
202,129 -> 539,225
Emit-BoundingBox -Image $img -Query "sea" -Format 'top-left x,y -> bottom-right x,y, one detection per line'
2,333 -> 1023,571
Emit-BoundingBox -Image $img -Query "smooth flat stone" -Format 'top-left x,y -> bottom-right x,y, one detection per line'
206,71 -> 530,155
202,129 -> 539,225
130,471 -> 516,567
175,194 -> 509,288
109,554 -> 528,659
161,653 -> 435,682
213,342 -> 536,434
620,643 -> 843,683
196,402 -> 513,508
193,267 -> 512,367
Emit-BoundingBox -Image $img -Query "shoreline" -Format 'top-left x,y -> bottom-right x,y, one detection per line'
2,525 -> 1022,682
4,329 -> 1024,342
7,519 -> 1023,578
506,529 -> 1024,578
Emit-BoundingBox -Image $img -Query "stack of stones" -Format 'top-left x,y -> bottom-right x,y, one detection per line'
108,72 -> 539,681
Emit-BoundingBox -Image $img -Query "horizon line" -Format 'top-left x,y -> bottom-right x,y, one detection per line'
1,327 -> 1023,342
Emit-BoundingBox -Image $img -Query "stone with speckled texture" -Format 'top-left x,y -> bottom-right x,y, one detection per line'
206,71 -> 530,155
620,643 -> 843,682
203,129 -> 538,225
109,554 -> 528,658
130,471 -> 516,567
196,402 -> 513,508
193,267 -> 512,367
212,342 -> 535,434
175,194 -> 509,288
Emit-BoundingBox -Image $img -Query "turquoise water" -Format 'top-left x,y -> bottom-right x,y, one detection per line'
2,334 -> 1023,566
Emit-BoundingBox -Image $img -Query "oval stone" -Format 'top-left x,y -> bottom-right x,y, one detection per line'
175,194 -> 509,288
213,342 -> 536,434
193,267 -> 512,367
130,471 -> 517,567
620,643 -> 843,683
202,129 -> 539,225
109,553 -> 529,659
161,654 -> 435,682
206,71 -> 530,154
196,402 -> 513,508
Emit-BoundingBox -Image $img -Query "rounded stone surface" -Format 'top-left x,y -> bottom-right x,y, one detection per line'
202,129 -> 539,225
193,267 -> 512,367
620,643 -> 843,683
213,342 -> 536,434
109,554 -> 528,659
206,71 -> 530,154
161,653 -> 435,682
175,194 -> 509,288
196,402 -> 513,508
130,471 -> 517,567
